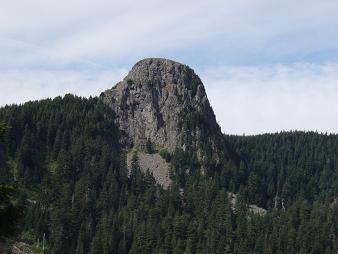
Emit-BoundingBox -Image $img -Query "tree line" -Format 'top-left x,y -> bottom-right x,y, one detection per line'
0,94 -> 336,253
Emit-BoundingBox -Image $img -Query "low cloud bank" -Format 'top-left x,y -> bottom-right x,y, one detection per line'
202,63 -> 338,134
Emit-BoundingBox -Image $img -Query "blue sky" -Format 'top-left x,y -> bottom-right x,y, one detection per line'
1,0 -> 338,134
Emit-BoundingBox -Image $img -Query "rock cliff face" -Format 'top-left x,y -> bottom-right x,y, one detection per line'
101,58 -> 226,160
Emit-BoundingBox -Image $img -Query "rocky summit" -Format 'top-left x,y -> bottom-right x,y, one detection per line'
101,58 -> 226,160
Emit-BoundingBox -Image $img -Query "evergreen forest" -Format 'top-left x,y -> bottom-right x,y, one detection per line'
0,95 -> 337,253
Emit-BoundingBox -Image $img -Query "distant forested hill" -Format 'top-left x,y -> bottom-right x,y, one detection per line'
0,95 -> 337,253
225,132 -> 338,208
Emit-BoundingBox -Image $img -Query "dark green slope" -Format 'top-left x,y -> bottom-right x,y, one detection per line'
225,132 -> 338,208
0,95 -> 337,254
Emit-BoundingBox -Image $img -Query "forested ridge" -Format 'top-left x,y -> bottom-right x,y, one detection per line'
225,132 -> 338,208
0,95 -> 337,253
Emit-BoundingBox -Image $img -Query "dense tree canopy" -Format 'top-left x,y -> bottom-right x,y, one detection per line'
225,132 -> 338,208
0,95 -> 336,253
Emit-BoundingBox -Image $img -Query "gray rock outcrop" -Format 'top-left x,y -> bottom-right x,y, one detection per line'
101,58 -> 226,161
127,150 -> 171,189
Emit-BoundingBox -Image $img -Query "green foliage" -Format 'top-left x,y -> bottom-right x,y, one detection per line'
0,96 -> 336,253
0,184 -> 23,237
0,122 -> 8,138
159,148 -> 171,162
145,138 -> 155,154
127,79 -> 134,85
0,122 -> 24,239
190,79 -> 199,97
185,110 -> 203,129
226,132 -> 338,208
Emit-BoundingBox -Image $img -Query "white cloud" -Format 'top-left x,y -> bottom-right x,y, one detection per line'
1,0 -> 338,67
0,68 -> 127,105
200,63 -> 338,135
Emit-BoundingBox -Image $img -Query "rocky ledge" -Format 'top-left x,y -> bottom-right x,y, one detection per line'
101,58 -> 226,161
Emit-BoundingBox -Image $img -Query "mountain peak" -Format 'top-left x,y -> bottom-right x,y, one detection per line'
125,58 -> 197,89
131,57 -> 185,68
101,58 -> 226,161
130,57 -> 189,72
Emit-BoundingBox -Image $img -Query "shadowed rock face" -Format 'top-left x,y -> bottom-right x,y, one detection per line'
101,58 -> 226,159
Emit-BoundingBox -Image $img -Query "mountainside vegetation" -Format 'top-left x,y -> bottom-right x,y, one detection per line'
0,95 -> 337,253
225,132 -> 338,208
